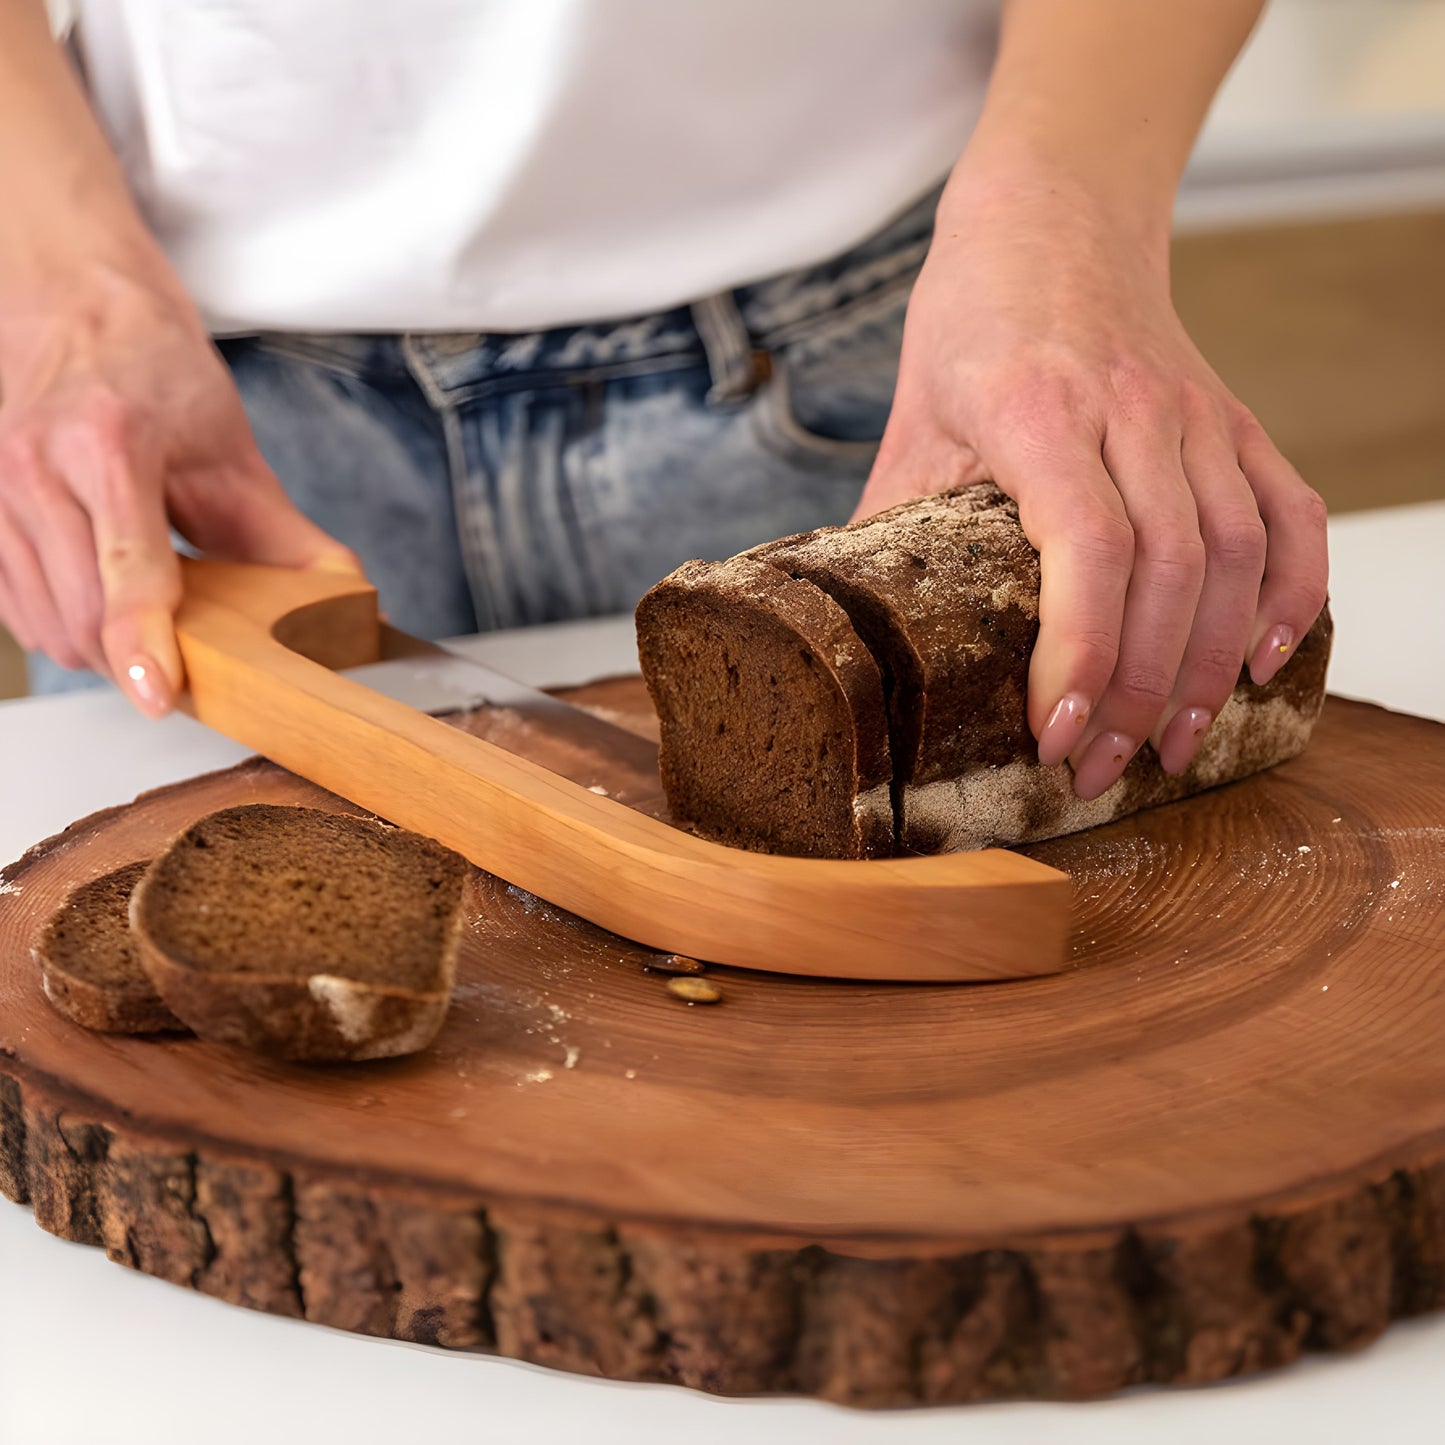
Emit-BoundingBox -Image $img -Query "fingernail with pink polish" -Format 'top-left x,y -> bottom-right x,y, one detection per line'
1038,692 -> 1091,768
1072,731 -> 1137,801
124,656 -> 172,718
1249,625 -> 1295,686
1158,707 -> 1213,776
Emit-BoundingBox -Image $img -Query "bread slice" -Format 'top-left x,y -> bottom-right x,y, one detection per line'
637,484 -> 1333,856
754,486 -> 1039,797
636,555 -> 892,858
131,805 -> 470,1062
35,860 -> 187,1034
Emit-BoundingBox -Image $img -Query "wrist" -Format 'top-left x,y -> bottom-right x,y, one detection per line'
0,208 -> 189,326
0,204 -> 169,297
0,237 -> 199,394
0,125 -> 182,303
939,136 -> 1175,283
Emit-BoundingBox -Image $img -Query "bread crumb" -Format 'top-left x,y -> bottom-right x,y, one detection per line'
563,1044 -> 580,1069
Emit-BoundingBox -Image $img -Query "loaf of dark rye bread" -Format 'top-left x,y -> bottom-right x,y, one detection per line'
638,484 -> 1332,858
34,860 -> 187,1034
131,805 -> 470,1061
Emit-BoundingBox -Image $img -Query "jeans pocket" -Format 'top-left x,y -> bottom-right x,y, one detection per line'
748,278 -> 912,476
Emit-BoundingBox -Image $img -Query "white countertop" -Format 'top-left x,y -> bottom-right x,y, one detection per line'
2,502 -> 1443,1445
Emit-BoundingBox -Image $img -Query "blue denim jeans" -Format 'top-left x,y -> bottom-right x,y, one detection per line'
30,187 -> 937,690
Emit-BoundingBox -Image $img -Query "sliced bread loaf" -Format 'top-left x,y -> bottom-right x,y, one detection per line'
35,860 -> 187,1034
638,484 -> 1333,857
635,555 -> 892,858
754,486 -> 1040,795
131,805 -> 470,1062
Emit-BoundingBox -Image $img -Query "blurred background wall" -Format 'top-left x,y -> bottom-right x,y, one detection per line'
1175,0 -> 1445,518
2,0 -> 1442,700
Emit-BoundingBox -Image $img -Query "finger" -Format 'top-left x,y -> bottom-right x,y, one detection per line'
0,561 -> 26,653
0,539 -> 40,654
55,421 -> 184,717
1152,428 -> 1267,775
1073,419 -> 1205,799
2,454 -> 109,673
990,431 -> 1134,767
0,507 -> 85,669
1238,425 -> 1329,685
177,449 -> 364,575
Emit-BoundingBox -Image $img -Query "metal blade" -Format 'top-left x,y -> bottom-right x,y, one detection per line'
344,649 -> 562,719
341,627 -> 667,815
341,627 -> 650,751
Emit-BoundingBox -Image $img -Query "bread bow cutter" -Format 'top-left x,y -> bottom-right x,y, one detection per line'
175,560 -> 1072,982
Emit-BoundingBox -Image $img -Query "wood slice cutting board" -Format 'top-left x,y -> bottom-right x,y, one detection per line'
1,681 -> 1443,1408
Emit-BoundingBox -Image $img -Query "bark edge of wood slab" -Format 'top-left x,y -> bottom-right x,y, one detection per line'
4,1053 -> 1442,1408
173,559 -> 1071,983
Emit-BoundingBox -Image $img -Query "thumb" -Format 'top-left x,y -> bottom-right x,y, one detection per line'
77,450 -> 186,719
181,451 -> 365,577
849,392 -> 978,522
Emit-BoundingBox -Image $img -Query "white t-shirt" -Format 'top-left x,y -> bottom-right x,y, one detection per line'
72,1 -> 997,334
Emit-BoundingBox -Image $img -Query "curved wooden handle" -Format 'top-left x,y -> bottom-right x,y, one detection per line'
175,560 -> 1072,981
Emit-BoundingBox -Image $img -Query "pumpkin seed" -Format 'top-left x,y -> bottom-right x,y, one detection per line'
666,977 -> 723,1005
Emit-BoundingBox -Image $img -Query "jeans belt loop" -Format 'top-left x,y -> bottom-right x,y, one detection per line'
690,291 -> 770,405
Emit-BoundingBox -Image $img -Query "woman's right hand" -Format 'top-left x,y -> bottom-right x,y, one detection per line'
0,1 -> 359,716
0,261 -> 361,716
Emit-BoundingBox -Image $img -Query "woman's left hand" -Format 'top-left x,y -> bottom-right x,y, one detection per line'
855,163 -> 1329,800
